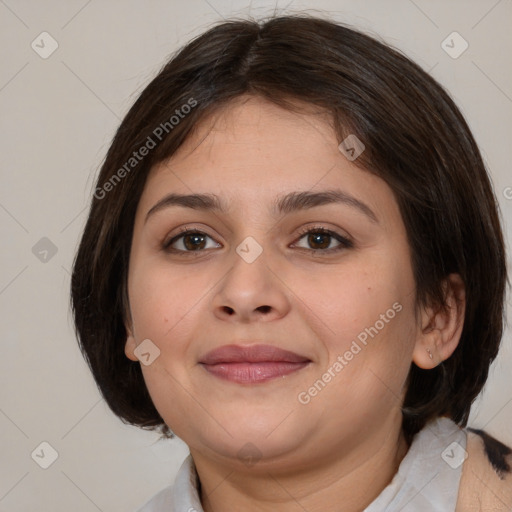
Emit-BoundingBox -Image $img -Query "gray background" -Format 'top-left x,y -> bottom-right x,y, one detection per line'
1,0 -> 511,510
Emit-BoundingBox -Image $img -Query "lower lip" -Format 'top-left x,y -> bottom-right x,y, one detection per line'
200,361 -> 310,383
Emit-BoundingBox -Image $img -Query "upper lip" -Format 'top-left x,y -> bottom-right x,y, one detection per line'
199,344 -> 310,364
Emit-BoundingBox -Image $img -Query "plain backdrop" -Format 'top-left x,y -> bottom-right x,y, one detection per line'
1,0 -> 511,510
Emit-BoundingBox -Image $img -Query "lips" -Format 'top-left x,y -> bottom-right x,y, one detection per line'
199,344 -> 310,364
199,344 -> 311,383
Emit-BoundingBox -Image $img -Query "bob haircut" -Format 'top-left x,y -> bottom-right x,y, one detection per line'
70,14 -> 508,444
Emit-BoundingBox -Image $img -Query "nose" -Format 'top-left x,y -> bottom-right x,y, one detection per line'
211,242 -> 291,323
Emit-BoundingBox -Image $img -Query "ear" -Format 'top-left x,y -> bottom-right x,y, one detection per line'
124,319 -> 139,362
412,273 -> 466,369
123,295 -> 139,362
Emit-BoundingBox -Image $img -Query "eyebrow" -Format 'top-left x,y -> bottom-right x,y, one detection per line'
145,189 -> 378,224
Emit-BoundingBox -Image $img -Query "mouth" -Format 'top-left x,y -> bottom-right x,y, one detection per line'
199,344 -> 311,384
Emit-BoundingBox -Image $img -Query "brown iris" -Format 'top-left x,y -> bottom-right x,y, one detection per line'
307,232 -> 331,250
183,233 -> 207,251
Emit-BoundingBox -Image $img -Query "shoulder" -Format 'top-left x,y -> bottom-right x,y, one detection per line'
135,485 -> 174,512
456,427 -> 512,511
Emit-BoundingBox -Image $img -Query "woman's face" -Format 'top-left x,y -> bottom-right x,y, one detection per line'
125,95 -> 422,470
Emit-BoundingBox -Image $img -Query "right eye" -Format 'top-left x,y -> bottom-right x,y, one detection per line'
163,229 -> 221,253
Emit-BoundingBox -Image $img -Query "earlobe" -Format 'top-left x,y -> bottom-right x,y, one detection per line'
123,303 -> 139,362
124,326 -> 139,362
412,273 -> 466,370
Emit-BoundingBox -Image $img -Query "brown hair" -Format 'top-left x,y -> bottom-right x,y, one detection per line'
70,14 -> 508,444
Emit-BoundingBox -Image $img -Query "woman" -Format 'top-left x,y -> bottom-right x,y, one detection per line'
71,14 -> 512,511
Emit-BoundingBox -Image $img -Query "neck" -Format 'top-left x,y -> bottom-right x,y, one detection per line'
191,417 -> 410,512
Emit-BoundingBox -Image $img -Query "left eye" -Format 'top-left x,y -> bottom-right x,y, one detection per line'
293,228 -> 353,252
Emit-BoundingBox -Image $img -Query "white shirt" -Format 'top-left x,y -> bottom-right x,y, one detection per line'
136,417 -> 466,512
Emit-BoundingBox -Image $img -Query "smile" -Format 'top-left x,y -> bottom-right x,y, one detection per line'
198,343 -> 311,383
200,361 -> 310,383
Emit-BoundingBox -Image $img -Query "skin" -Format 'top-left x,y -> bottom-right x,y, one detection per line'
124,95 -> 466,512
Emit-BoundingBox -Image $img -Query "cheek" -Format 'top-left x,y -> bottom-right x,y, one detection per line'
129,259 -> 210,342
296,257 -> 416,393
127,262 -> 211,423
295,259 -> 404,341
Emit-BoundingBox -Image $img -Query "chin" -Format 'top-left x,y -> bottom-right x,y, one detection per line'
190,418 -> 310,467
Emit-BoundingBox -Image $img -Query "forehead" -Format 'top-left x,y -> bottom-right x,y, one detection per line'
164,95 -> 338,177
136,95 -> 400,227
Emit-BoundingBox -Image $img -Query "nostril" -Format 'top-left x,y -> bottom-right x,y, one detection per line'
257,305 -> 271,314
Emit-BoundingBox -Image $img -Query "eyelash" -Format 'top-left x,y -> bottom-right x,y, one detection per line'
162,225 -> 354,255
